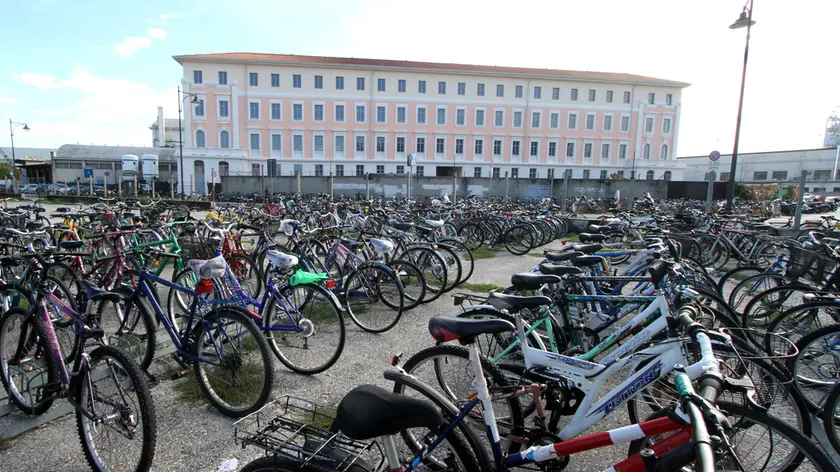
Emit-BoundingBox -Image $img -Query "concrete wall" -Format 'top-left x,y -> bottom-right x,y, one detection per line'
221,175 -> 667,202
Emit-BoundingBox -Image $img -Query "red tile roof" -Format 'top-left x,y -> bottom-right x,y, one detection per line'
173,53 -> 689,87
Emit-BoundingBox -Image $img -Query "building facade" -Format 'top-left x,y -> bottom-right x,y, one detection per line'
174,53 -> 689,193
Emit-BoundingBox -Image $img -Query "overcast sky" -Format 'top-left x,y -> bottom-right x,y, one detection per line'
1,0 -> 838,157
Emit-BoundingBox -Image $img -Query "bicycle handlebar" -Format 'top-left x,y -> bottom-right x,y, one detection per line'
201,220 -> 236,234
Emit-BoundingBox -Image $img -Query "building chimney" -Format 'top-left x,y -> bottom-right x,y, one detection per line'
157,106 -> 165,147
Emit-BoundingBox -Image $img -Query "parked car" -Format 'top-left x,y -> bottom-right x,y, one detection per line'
22,184 -> 39,193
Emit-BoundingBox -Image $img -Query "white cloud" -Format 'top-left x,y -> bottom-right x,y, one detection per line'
0,96 -> 17,105
113,36 -> 153,57
146,27 -> 167,40
14,72 -> 62,89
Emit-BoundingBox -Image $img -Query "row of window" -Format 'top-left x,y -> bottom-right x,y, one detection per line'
192,70 -> 674,105
203,99 -> 673,134
750,170 -> 835,181
300,165 -> 671,181
196,129 -> 669,161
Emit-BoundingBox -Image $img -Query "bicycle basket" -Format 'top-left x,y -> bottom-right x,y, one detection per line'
234,396 -> 382,472
179,234 -> 218,259
785,245 -> 835,284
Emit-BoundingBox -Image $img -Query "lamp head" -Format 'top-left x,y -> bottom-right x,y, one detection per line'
729,9 -> 755,29
191,95 -> 201,104
22,124 -> 30,131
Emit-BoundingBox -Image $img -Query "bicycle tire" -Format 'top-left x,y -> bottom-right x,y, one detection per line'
435,245 -> 462,294
96,285 -> 158,372
504,224 -> 534,256
718,266 -> 764,294
696,235 -> 731,270
75,344 -> 157,472
388,258 -> 427,310
0,307 -> 58,415
343,263 -> 405,333
398,246 -> 447,303
730,274 -> 793,318
746,286 -> 828,334
789,324 -> 840,413
820,380 -> 840,457
440,238 -> 474,286
458,223 -> 485,250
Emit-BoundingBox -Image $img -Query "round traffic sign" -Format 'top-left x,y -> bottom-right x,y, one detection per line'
709,150 -> 721,162
104,171 -> 110,177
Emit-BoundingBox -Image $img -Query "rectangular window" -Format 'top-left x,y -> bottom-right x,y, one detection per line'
355,136 -> 365,152
604,115 -> 613,131
645,117 -> 654,133
571,88 -> 578,101
315,164 -> 324,176
531,112 -> 540,128
270,102 -> 280,120
552,87 -> 560,100
436,107 -> 446,125
418,80 -> 426,93
272,134 -> 282,151
621,116 -> 630,132
493,140 -> 502,155
753,171 -> 768,180
336,165 -> 344,177
436,138 -> 445,154
416,137 -> 425,153
194,99 -> 204,117
218,71 -> 227,85
249,133 -> 260,150
335,135 -> 345,152
314,75 -> 323,89
293,135 -> 303,152
397,106 -> 406,124
568,113 -> 577,130
396,137 -> 406,153
617,170 -> 625,177
377,78 -> 386,91
356,165 -> 365,176
249,72 -> 258,86
293,103 -> 303,121
513,111 -> 523,128
314,135 -> 324,152
438,81 -> 446,94
335,104 -> 345,122
549,112 -> 559,129
624,91 -> 631,104
398,79 -> 406,92
496,84 -> 504,97
515,85 -> 523,98
547,169 -> 554,179
456,108 -> 466,125
193,70 -> 202,84
251,164 -> 260,176
475,109 -> 485,126
314,104 -> 324,121
273,73 -> 282,87
648,93 -> 655,105
477,83 -> 485,96
357,77 -> 365,90
376,165 -> 384,174
417,107 -> 427,124
377,105 -> 386,123
474,139 -> 483,155
584,143 -> 593,158
618,143 -> 627,159
336,76 -> 344,90
397,165 -> 405,174
566,142 -> 575,158
494,110 -> 504,127
530,141 -> 538,156
512,140 -> 520,156
493,167 -> 500,178
356,105 -> 366,123
606,90 -> 614,103
249,102 -> 259,119
511,168 -> 519,178
534,86 -> 541,99
601,143 -> 610,160
457,82 -> 465,95
474,167 -> 482,178
663,118 -> 672,133
600,170 -> 608,180
416,166 -> 424,177
588,89 -> 596,102
376,136 -> 385,153
666,93 -> 673,106
583,169 -> 590,179
772,170 -> 787,180
455,138 -> 464,154
219,100 -> 229,118
548,142 -> 557,157
529,168 -> 537,179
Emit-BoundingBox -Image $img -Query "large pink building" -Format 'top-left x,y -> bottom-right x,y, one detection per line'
173,53 -> 689,192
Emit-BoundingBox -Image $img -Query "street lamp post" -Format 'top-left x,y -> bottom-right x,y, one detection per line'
177,86 -> 201,196
725,1 -> 756,211
9,119 -> 30,191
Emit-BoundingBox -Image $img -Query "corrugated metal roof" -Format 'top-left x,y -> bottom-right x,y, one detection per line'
55,144 -> 177,161
174,53 -> 690,87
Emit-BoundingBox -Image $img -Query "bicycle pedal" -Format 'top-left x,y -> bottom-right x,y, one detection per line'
170,369 -> 191,380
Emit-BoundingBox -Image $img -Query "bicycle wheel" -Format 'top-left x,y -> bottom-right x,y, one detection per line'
820,380 -> 840,456
399,247 -> 447,303
388,258 -> 427,310
225,254 -> 264,301
0,307 -> 58,415
718,266 -> 765,295
76,345 -> 157,472
440,238 -> 474,286
628,401 -> 834,472
504,224 -> 534,256
95,286 -> 158,372
458,223 -> 485,250
790,324 -> 840,413
435,245 -> 462,293
729,274 -> 791,318
696,235 -> 731,270
192,308 -> 275,417
166,268 -> 201,330
263,282 -> 345,374
343,264 -> 405,333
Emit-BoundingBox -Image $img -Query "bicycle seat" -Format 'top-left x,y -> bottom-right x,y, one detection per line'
544,251 -> 583,262
391,222 -> 414,232
59,240 -> 84,250
539,263 -> 582,277
573,244 -> 603,254
55,224 -> 71,230
86,232 -> 107,240
487,292 -> 552,312
188,255 -> 227,280
578,233 -> 609,243
510,272 -> 561,290
570,255 -> 604,267
587,225 -> 610,233
428,315 -> 514,343
424,219 -> 444,228
120,224 -> 136,231
340,238 -> 365,249
332,384 -> 443,440
369,238 -> 394,255
81,280 -> 121,302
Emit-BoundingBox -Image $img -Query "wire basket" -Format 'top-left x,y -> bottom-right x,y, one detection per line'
234,396 -> 382,472
179,234 -> 218,260
666,234 -> 701,259
785,245 -> 836,285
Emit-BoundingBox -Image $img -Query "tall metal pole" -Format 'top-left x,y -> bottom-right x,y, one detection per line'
178,86 -> 185,197
793,170 -> 806,230
725,1 -> 754,211
9,120 -> 16,191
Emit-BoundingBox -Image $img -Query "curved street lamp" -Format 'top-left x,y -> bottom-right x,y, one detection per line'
177,87 -> 201,196
9,119 -> 30,189
724,1 -> 756,211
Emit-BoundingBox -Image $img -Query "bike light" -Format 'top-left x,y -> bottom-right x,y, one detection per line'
325,279 -> 336,289
391,352 -> 402,366
195,279 -> 214,294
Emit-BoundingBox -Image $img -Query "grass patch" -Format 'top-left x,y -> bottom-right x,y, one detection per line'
308,405 -> 337,430
458,282 -> 504,293
170,373 -> 207,405
471,246 -> 504,260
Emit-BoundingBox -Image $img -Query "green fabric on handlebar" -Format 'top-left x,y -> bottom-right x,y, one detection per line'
289,269 -> 328,286
674,372 -> 693,397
